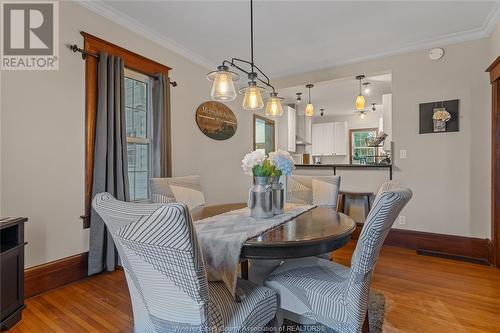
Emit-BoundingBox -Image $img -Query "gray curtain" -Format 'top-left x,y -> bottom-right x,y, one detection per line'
152,74 -> 171,178
88,52 -> 129,275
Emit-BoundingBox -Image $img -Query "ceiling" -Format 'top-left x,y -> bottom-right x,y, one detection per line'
80,1 -> 499,78
279,73 -> 392,117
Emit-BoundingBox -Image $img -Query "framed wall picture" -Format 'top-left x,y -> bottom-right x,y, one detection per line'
419,99 -> 459,134
195,101 -> 237,140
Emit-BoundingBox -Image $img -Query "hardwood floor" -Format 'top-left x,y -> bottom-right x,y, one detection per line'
8,242 -> 500,333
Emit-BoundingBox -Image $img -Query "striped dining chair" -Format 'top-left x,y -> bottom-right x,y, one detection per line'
287,175 -> 341,209
151,175 -> 206,209
93,193 -> 277,333
264,182 -> 412,333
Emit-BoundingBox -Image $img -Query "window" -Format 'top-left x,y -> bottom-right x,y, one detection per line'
82,32 -> 171,228
253,115 -> 275,155
350,128 -> 379,164
125,69 -> 153,201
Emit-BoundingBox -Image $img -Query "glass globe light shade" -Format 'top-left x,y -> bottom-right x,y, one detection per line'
242,82 -> 264,111
265,93 -> 283,117
305,103 -> 314,117
359,112 -> 366,120
207,66 -> 238,101
355,94 -> 365,110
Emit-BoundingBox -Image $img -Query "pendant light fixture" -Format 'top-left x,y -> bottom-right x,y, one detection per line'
363,82 -> 371,94
320,108 -> 325,117
305,84 -> 314,117
355,75 -> 366,110
296,92 -> 302,103
207,0 -> 282,113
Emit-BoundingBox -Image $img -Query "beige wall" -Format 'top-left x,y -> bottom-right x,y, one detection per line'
1,1 -> 497,268
0,1 -> 255,268
275,38 -> 492,238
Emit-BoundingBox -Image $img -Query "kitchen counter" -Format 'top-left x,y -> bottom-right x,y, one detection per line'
295,163 -> 392,179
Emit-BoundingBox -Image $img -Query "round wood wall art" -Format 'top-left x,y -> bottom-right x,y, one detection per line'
195,101 -> 237,140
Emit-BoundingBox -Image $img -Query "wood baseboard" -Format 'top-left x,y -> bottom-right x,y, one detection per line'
352,223 -> 491,265
24,252 -> 88,298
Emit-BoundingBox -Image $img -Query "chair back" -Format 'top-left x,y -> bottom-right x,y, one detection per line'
345,182 -> 412,330
151,175 -> 206,209
92,193 -> 209,332
287,175 -> 341,209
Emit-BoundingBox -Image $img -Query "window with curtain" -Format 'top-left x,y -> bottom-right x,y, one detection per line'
124,69 -> 153,201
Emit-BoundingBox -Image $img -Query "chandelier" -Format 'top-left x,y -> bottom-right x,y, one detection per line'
206,0 -> 283,116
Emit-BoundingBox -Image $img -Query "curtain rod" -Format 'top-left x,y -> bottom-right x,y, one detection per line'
68,44 -> 178,87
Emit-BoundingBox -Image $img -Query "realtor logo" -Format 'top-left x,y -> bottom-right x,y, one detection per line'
1,1 -> 59,70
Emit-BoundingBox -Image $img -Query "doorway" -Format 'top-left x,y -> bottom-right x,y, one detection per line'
487,56 -> 500,267
253,115 -> 275,155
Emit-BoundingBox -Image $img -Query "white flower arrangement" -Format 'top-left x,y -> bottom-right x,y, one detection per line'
241,150 -> 267,176
268,150 -> 295,176
433,110 -> 451,122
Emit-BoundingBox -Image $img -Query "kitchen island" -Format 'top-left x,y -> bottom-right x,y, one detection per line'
295,163 -> 393,180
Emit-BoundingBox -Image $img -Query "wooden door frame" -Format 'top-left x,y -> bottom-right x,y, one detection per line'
487,56 -> 500,267
348,127 -> 379,163
253,114 -> 276,152
81,32 -> 171,228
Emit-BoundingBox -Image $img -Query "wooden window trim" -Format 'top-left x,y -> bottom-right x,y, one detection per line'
81,32 -> 172,228
487,56 -> 500,266
348,127 -> 379,163
253,114 -> 276,152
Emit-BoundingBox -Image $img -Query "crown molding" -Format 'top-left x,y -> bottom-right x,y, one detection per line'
73,0 -> 216,71
273,4 -> 500,79
74,0 -> 500,79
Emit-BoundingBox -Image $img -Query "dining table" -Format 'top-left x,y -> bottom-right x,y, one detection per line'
191,203 -> 356,280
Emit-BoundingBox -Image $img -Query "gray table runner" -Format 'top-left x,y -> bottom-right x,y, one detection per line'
194,203 -> 315,296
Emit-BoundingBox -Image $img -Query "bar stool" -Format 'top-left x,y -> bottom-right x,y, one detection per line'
338,191 -> 374,219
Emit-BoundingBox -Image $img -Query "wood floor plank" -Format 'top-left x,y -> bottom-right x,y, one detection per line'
6,242 -> 500,333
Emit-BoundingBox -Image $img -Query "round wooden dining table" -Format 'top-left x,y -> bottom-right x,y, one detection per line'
191,203 -> 356,279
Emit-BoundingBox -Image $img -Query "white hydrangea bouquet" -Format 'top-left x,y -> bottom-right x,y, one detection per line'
432,109 -> 451,122
432,108 -> 451,132
241,150 -> 295,177
242,150 -> 295,217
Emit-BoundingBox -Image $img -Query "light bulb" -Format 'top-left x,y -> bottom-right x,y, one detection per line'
305,103 -> 314,117
265,93 -> 283,117
207,66 -> 238,101
242,82 -> 264,110
364,87 -> 370,94
360,112 -> 366,119
355,94 -> 365,110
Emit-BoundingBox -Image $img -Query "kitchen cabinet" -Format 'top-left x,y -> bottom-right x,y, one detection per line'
276,105 -> 297,153
287,106 -> 296,152
312,121 -> 347,156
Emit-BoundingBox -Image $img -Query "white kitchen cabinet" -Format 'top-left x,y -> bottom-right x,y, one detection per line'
287,106 -> 296,152
311,121 -> 347,156
323,123 -> 335,155
334,122 -> 347,155
311,123 -> 323,156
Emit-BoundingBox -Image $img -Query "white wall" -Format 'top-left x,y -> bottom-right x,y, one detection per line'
0,1 -> 256,268
276,38 -> 492,238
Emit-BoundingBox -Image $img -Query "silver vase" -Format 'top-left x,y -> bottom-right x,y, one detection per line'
270,176 -> 284,215
248,176 -> 273,219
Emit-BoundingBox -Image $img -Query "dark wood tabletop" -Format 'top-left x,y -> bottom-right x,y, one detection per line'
191,203 -> 356,260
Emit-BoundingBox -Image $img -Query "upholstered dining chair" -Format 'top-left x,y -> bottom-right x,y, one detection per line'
93,193 -> 277,333
250,176 -> 342,284
150,175 -> 206,209
264,183 -> 412,333
287,175 -> 341,209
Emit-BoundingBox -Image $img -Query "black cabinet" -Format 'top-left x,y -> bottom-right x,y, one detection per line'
0,217 -> 27,331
